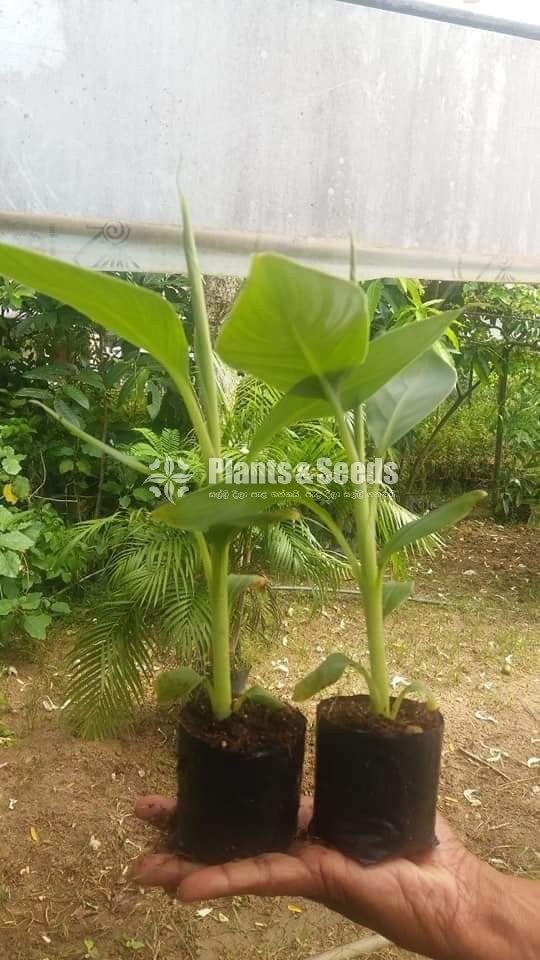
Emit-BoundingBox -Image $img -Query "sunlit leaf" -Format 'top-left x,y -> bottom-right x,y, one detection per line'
444,325 -> 460,350
152,482 -> 305,533
0,598 -> 14,616
250,311 -> 462,453
217,254 -> 369,391
0,550 -> 20,578
382,580 -> 413,618
51,601 -> 71,614
63,383 -> 91,410
0,242 -> 190,392
293,652 -> 371,701
23,612 -> 51,640
53,398 -> 82,429
16,387 -> 54,402
379,491 -> 487,568
228,573 -> 268,602
365,279 -> 383,323
391,681 -> 438,719
12,476 -> 30,500
0,506 -> 14,530
155,667 -> 204,704
366,346 -> 456,453
18,593 -> 43,611
78,370 -> 105,390
239,685 -> 283,710
0,531 -> 33,551
1,456 -> 22,476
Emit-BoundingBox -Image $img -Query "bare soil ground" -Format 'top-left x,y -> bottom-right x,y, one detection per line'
0,520 -> 538,960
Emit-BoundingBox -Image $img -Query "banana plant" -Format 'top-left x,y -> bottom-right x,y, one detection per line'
0,216 -> 485,722
216,255 -> 486,718
0,209 -> 299,721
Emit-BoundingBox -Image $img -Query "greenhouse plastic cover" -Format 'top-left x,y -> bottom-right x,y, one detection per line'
0,0 -> 539,280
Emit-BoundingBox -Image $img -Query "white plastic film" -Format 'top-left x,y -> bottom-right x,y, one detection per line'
0,0 -> 539,279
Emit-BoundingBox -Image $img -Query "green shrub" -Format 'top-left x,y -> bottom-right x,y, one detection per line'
0,504 -> 73,649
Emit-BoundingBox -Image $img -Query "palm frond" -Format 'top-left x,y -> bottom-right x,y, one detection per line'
59,512 -> 123,561
222,375 -> 282,445
66,599 -> 156,739
161,584 -> 212,667
108,519 -> 201,608
252,519 -> 349,600
214,352 -> 241,410
376,491 -> 443,558
231,584 -> 280,648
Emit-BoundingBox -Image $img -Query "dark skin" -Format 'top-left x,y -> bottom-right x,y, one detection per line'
132,795 -> 540,960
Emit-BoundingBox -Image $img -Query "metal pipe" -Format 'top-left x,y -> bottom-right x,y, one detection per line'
306,933 -> 391,960
2,210 -> 540,283
271,584 -> 449,606
339,1 -> 540,42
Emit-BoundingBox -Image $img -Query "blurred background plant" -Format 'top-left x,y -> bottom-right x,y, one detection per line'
365,278 -> 539,520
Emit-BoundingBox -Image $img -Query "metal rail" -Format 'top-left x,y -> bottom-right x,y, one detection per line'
339,1 -> 540,42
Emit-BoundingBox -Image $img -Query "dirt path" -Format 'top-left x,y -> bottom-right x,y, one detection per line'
0,520 -> 538,960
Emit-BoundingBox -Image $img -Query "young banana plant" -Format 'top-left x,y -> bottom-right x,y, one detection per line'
0,206 -> 296,721
215,255 -> 486,718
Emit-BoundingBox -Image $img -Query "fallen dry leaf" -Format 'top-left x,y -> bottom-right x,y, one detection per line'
475,711 -> 498,724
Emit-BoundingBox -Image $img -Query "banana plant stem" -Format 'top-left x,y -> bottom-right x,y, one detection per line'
325,385 -> 390,716
209,540 -> 232,721
353,405 -> 389,716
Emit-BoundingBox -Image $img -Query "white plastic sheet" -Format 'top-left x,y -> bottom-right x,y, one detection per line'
1,0 -> 539,279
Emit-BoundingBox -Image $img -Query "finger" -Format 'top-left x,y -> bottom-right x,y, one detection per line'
177,850 -> 318,903
135,795 -> 177,829
298,795 -> 313,832
131,852 -> 202,894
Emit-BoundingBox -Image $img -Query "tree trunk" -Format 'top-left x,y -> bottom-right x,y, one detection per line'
406,379 -> 482,495
492,348 -> 510,509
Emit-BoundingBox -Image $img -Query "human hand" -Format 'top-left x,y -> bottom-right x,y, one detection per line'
131,794 -> 495,960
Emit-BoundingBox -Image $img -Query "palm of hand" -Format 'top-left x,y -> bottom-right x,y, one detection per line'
133,796 -> 479,960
